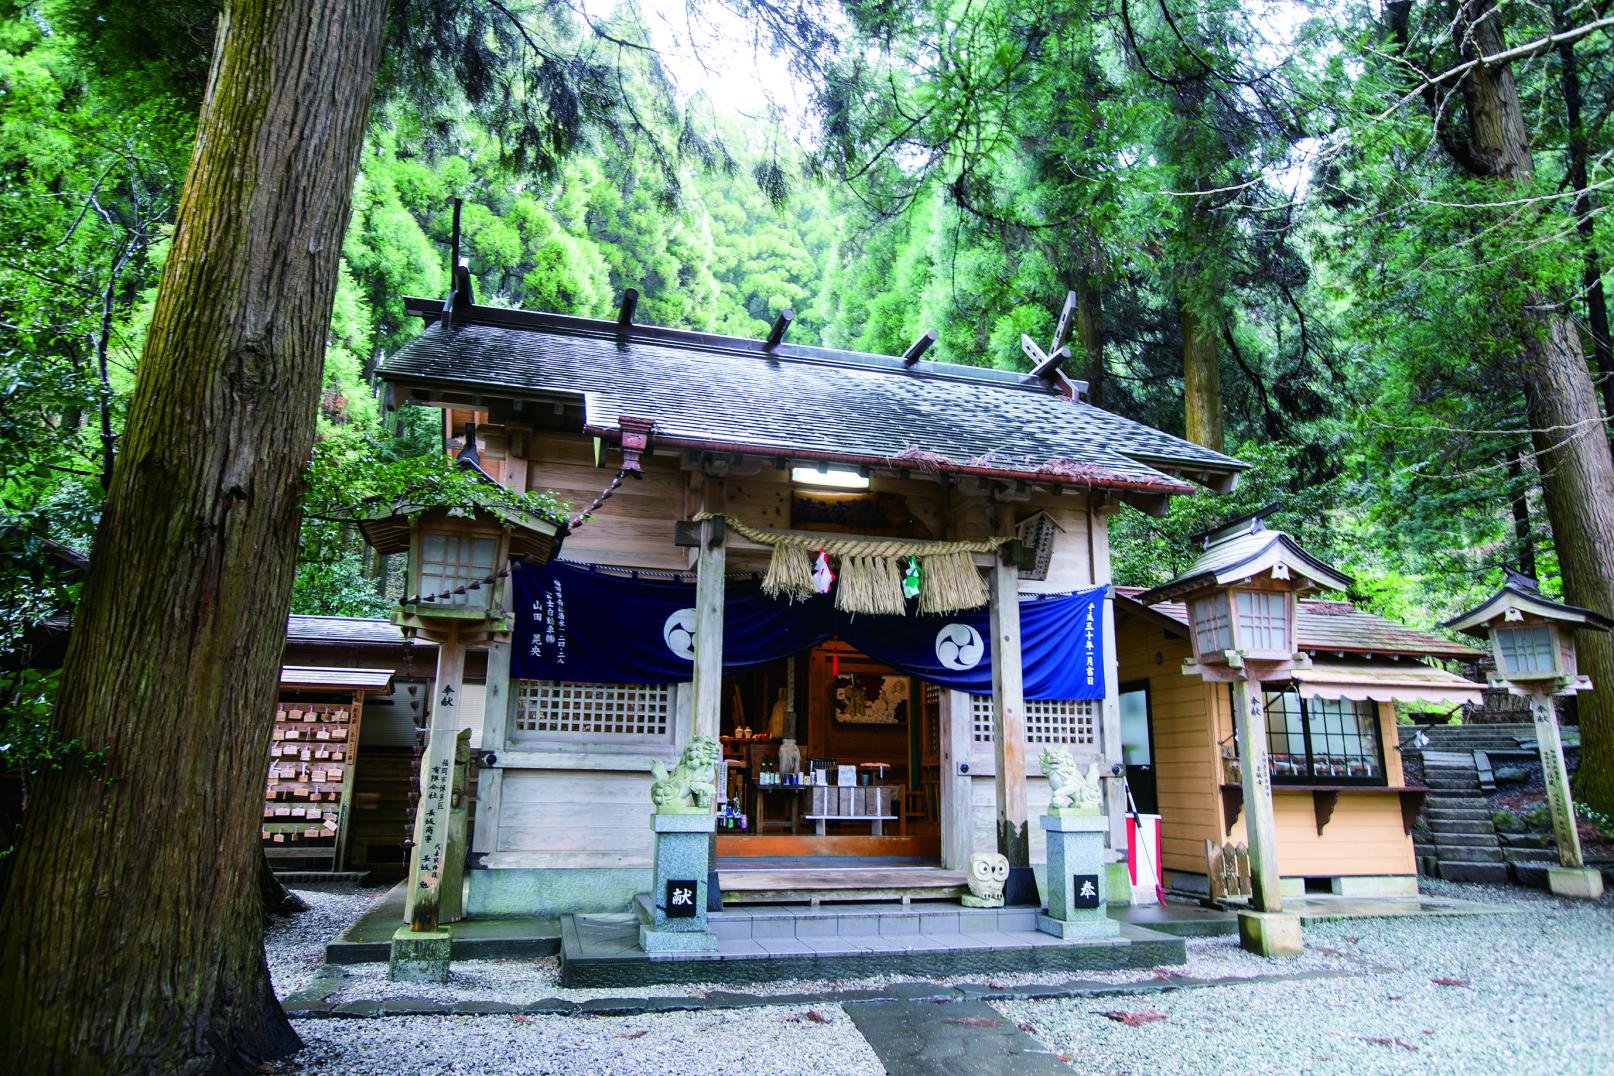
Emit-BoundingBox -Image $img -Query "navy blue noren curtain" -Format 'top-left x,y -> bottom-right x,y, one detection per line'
513,560 -> 1106,700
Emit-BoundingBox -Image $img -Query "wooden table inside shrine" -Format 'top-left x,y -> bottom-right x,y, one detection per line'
752,784 -> 808,835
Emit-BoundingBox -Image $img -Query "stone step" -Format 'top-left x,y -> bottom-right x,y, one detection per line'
1432,830 -> 1502,847
1425,775 -> 1480,789
1428,795 -> 1489,809
1504,847 -> 1560,864
1428,820 -> 1498,837
1427,808 -> 1492,822
664,896 -> 1047,941
1439,861 -> 1511,884
1434,844 -> 1505,863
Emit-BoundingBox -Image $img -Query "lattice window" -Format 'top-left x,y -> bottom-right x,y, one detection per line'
1261,687 -> 1384,784
970,695 -> 1097,747
1191,593 -> 1234,655
513,680 -> 674,742
1235,590 -> 1289,653
1495,626 -> 1557,677
418,533 -> 497,608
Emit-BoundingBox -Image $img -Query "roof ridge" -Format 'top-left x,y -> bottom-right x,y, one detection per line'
398,297 -> 1073,396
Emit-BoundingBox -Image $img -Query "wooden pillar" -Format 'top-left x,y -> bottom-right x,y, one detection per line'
940,689 -> 975,870
1530,692 -> 1586,869
692,476 -> 727,746
1231,674 -> 1282,913
1088,500 -> 1127,851
471,638 -> 512,856
440,729 -> 473,924
989,505 -> 1029,874
405,626 -> 465,931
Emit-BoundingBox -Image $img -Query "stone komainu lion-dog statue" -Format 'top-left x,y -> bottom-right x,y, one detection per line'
650,735 -> 721,813
1040,747 -> 1102,814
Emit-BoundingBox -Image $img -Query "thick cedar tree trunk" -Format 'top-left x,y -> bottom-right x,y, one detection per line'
0,1 -> 389,1071
1553,3 -> 1614,428
1442,0 -> 1614,812
1182,304 -> 1225,452
1076,284 -> 1104,406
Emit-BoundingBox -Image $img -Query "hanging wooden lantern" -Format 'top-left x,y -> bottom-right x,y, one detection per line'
1015,510 -> 1063,582
359,504 -> 558,630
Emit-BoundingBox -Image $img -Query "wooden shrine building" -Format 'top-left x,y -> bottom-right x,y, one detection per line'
371,286 -> 1478,919
373,287 -> 1242,915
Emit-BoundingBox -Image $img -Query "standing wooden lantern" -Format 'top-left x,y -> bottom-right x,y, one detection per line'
358,482 -> 560,953
1139,505 -> 1352,956
1444,568 -> 1611,900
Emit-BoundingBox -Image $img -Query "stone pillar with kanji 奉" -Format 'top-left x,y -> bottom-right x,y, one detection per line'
639,735 -> 722,953
1036,750 -> 1121,939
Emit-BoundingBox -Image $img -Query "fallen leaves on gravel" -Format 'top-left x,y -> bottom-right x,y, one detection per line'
784,1010 -> 832,1024
1430,977 -> 1470,987
1018,1022 -> 1038,1033
1363,1036 -> 1419,1051
620,1030 -> 648,1040
1097,1010 -> 1168,1027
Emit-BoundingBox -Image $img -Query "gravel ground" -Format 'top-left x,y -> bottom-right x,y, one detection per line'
267,886 -> 391,998
307,920 -> 1365,1008
311,933 -> 1362,1007
998,881 -> 1614,1074
278,1006 -> 883,1075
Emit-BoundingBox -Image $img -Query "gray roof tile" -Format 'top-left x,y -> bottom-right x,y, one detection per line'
378,304 -> 1246,494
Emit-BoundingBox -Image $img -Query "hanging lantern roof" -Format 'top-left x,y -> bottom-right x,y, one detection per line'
1137,503 -> 1352,605
1442,568 -> 1613,637
356,422 -> 562,562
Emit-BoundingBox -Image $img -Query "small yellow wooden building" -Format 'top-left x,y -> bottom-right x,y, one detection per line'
1115,589 -> 1484,897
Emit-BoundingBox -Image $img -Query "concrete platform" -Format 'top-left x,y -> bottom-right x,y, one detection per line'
325,882 -> 561,964
559,901 -> 1186,987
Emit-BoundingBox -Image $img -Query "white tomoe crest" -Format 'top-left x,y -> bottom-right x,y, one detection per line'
663,608 -> 697,660
935,623 -> 985,670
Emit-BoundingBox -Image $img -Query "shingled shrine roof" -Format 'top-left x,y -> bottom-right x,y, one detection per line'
378,299 -> 1246,498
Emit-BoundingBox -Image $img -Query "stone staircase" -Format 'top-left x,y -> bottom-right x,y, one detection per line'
1414,750 -> 1509,884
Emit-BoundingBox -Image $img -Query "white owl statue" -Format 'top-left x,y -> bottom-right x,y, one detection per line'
961,851 -> 1010,908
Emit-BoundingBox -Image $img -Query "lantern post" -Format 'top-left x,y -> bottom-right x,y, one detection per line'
1138,505 -> 1353,957
1444,569 -> 1611,900
357,428 -> 561,979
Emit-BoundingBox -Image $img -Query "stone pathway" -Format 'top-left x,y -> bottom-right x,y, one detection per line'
844,998 -> 1072,1074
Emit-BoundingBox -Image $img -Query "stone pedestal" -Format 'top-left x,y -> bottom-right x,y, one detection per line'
640,812 -> 717,953
388,926 -> 452,982
1037,812 -> 1120,939
1547,865 -> 1605,900
1237,909 -> 1302,958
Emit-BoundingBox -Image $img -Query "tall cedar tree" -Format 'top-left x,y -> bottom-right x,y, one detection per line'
0,0 -> 389,1070
1391,0 -> 1614,809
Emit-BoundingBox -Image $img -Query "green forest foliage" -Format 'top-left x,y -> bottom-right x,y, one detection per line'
3,0 -> 1610,690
